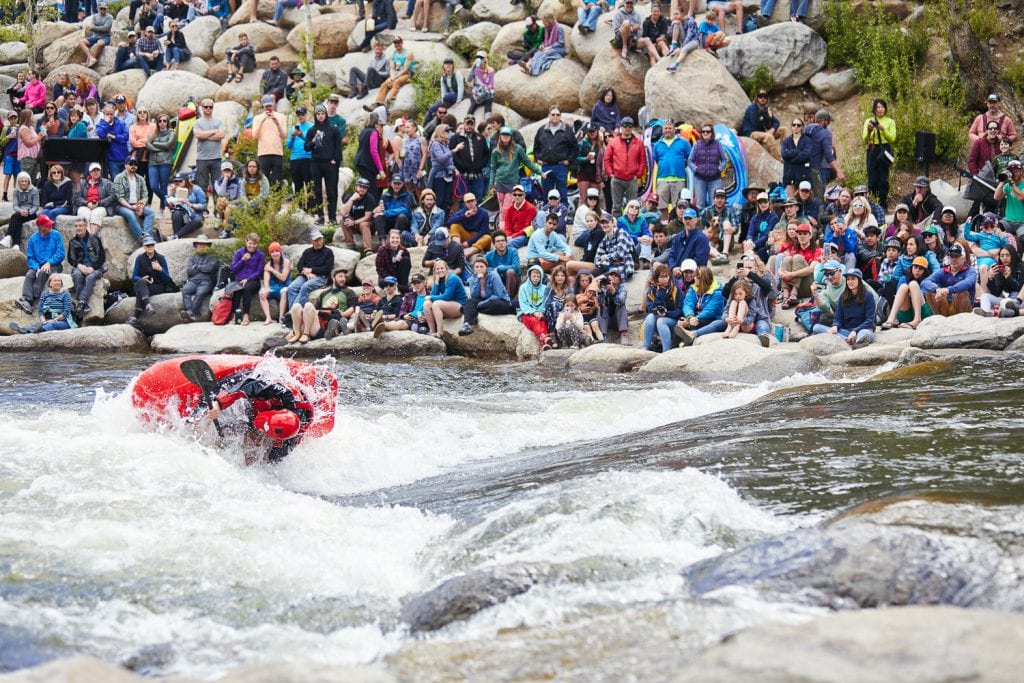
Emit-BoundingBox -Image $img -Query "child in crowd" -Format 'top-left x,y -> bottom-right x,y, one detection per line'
577,278 -> 604,343
722,280 -> 752,338
555,296 -> 587,349
697,11 -> 728,53
518,264 -> 552,350
349,279 -> 381,333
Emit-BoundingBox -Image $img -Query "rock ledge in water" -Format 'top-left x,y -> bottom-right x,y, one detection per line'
0,324 -> 148,353
675,606 -> 1024,683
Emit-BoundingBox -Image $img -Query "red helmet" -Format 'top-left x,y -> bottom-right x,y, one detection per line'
254,410 -> 300,440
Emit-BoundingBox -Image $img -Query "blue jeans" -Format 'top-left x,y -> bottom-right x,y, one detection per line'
541,163 -> 568,204
40,207 -> 69,222
149,163 -> 171,210
41,319 -> 71,332
108,159 -> 124,179
691,175 -> 723,210
790,0 -> 809,17
642,313 -> 679,352
508,234 -> 529,250
692,318 -> 723,338
286,274 -> 327,307
116,205 -> 155,240
578,5 -> 600,30
165,46 -> 190,65
760,0 -> 777,15
701,318 -> 772,336
811,325 -> 875,345
273,0 -> 298,21
460,176 -> 486,209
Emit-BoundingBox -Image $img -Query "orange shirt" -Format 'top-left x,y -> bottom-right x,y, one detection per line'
129,122 -> 155,152
252,112 -> 286,157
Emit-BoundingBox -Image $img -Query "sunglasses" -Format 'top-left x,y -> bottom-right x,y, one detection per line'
550,112 -> 561,116
823,270 -> 838,276
512,192 -> 524,196
701,129 -> 712,134
385,282 -> 397,287
757,199 -> 769,204
202,105 -> 213,109
792,122 -> 802,127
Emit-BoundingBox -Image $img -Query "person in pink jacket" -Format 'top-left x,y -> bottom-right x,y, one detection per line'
17,70 -> 47,114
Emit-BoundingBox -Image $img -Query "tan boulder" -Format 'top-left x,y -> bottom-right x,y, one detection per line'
277,3 -> 322,29
441,313 -> 541,360
445,22 -> 502,58
717,22 -> 827,89
255,47 -> 299,71
567,343 -> 657,373
579,46 -> 648,119
213,23 -> 288,57
229,0 -> 276,26
179,56 -> 211,79
42,26 -> 88,70
0,324 -> 148,352
34,21 -> 83,51
402,40 -> 467,69
567,19 -> 614,68
152,321 -> 286,355
494,58 -> 586,121
740,136 -> 784,190
180,15 -> 223,61
537,0 -> 578,25
286,14 -> 356,59
472,0 -> 527,24
644,51 -> 748,130
136,71 -> 220,117
98,68 -> 148,104
0,249 -> 27,278
215,69 -> 265,105
283,330 -> 448,358
0,42 -> 29,66
489,21 -> 529,63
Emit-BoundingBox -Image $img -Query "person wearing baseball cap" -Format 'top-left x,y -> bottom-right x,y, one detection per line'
531,188 -> 569,236
813,266 -> 877,348
700,187 -> 740,259
180,234 -> 218,323
653,116 -> 692,221
741,86 -> 782,160
743,191 -> 779,263
969,91 -> 1017,146
666,204 -> 710,277
285,228 -> 335,308
776,222 -> 823,308
371,174 -> 414,256
252,91 -> 287,185
447,191 -> 491,258
286,104 -> 314,203
113,155 -> 156,243
501,183 -> 538,251
921,241 -> 977,316
896,175 -> 940,224
605,114 -> 646,216
13,214 -> 62,315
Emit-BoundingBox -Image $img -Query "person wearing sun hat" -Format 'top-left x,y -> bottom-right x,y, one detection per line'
180,235 -> 217,322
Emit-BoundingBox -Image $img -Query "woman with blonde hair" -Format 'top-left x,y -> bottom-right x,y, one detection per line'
844,196 -> 878,239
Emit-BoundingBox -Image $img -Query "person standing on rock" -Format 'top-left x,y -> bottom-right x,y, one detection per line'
863,98 -> 895,211
16,215 -> 65,315
78,2 -> 112,69
687,124 -> 726,210
95,104 -> 130,179
193,100 -> 225,195
534,107 -> 576,205
604,117 -> 646,217
287,106 -> 314,205
968,93 -> 1017,146
68,218 -> 106,316
304,105 -> 343,228
253,95 -> 287,186
652,120 -> 690,222
802,109 -> 844,200
577,0 -> 601,33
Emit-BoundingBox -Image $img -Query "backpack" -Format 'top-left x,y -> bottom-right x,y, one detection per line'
213,262 -> 231,290
794,302 -> 819,332
211,296 -> 233,325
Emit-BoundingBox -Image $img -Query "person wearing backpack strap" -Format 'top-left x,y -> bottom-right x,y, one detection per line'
968,93 -> 1017,146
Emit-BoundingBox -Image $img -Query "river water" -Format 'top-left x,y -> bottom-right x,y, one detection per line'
1,353 -> 1021,680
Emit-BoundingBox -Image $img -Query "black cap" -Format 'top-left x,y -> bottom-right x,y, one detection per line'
125,156 -> 138,166
390,173 -> 404,184
295,106 -> 307,115
863,225 -> 881,236
947,243 -> 966,257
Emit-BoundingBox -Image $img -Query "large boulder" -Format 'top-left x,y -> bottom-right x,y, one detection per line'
0,324 -> 148,352
0,249 -> 27,278
446,22 -> 501,58
644,51 -> 749,130
638,339 -> 820,382
440,313 -> 541,360
105,292 -> 207,335
282,330 -> 448,358
537,0 -> 579,25
494,58 -> 586,121
98,69 -> 148,104
34,21 -> 82,50
214,69 -> 265,105
929,179 -> 973,221
741,136 -> 784,189
675,607 -> 1024,683
43,215 -> 137,289
717,22 -> 827,89
229,0 -> 275,25
798,331 -> 854,357
286,14 -> 356,58
151,321 -> 286,355
213,23 -> 288,57
0,64 -> 29,79
0,42 -> 29,65
567,343 -> 657,373
819,343 -> 907,368
567,20 -> 615,68
472,0 -> 527,24
42,26 -> 90,70
180,15 -> 223,62
136,71 -> 220,117
402,41 -> 467,69
178,56 -> 211,79
277,3 -> 323,29
909,312 -> 1024,351
579,47 -> 647,119
809,68 -> 858,102
489,21 -> 530,64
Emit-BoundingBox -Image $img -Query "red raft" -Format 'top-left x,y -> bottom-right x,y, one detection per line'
131,354 -> 337,439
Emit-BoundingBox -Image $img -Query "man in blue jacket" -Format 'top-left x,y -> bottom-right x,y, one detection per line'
667,208 -> 710,275
94,103 -> 130,178
741,89 -> 782,160
922,243 -> 976,316
17,215 -> 65,314
652,119 -> 691,221
459,257 -> 514,336
373,174 -> 414,242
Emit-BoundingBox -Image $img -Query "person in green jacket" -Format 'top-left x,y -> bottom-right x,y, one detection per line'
863,98 -> 896,211
489,126 -> 543,228
146,113 -> 177,216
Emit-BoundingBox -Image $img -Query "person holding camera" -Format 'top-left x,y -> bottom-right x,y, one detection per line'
467,51 -> 496,117
640,263 -> 684,352
862,98 -> 895,210
994,160 -> 1024,251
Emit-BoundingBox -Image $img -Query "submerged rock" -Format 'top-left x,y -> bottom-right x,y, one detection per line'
675,606 -> 1024,683
638,339 -> 820,383
684,519 -> 1011,610
401,563 -> 551,633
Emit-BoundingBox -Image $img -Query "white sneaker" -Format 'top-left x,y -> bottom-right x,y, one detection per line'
11,245 -> 19,252
0,235 -> 11,248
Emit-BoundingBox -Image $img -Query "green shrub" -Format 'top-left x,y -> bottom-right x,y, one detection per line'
222,182 -> 313,245
822,0 -> 859,69
741,65 -> 776,100
968,5 -> 998,43
105,0 -> 129,16
0,24 -> 28,43
889,74 -> 969,166
1003,55 -> 1024,97
410,62 -> 443,121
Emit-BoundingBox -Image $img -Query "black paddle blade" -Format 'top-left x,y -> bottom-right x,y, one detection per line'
180,359 -> 218,394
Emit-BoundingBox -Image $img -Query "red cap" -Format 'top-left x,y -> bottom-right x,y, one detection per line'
795,223 -> 812,233
35,215 -> 54,228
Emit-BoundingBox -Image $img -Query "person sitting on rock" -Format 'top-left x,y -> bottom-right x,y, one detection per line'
523,12 -> 566,75
712,254 -> 776,346
15,214 -> 65,315
286,230 -> 335,307
880,255 -> 933,330
597,269 -> 629,343
287,267 -> 357,343
74,162 -> 115,232
485,230 -> 522,302
774,221 -> 820,308
376,229 -> 412,293
518,264 -> 552,349
407,187 -> 445,247
167,172 -> 208,239
742,89 -> 783,160
10,273 -> 76,335
447,192 -> 491,260
422,227 -> 468,279
228,233 -> 266,325
340,177 -> 378,251
213,161 -> 242,231
374,272 -> 430,336
126,234 -> 172,327
4,171 -> 38,250
526,213 -> 571,273
224,33 -> 256,84
823,214 -> 859,273
348,279 -> 381,333
813,268 -> 877,349
260,56 -> 288,102
180,235 -> 217,323
458,256 -> 514,336
707,0 -> 744,36
975,246 -> 1022,317
700,188 -> 740,258
349,40 -> 390,99
424,260 -> 466,338
78,2 -> 112,69
68,217 -> 106,316
113,157 -> 156,243
369,276 -> 404,336
640,2 -> 671,65
259,241 -> 292,326
743,191 -> 778,263
532,189 -> 571,236
373,174 -> 414,247
697,10 -> 729,54
922,242 -> 977,317
641,263 -> 685,352
665,5 -> 701,72
577,0 -> 601,33
667,207 -> 711,273
368,36 -> 414,111
811,259 -> 847,328
675,265 -> 725,346
611,0 -> 642,60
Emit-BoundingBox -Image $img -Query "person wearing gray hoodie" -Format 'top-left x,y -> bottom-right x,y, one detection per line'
180,235 -> 218,321
2,172 -> 39,249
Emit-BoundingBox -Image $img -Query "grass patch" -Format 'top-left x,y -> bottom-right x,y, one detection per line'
1003,55 -> 1024,97
410,61 -> 443,121
741,64 -> 775,99
967,5 -> 998,43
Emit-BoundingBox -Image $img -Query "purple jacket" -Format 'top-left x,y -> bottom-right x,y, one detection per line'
231,246 -> 266,282
688,139 -> 724,180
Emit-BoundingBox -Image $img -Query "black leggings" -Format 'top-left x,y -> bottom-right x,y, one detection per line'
230,278 -> 261,314
172,210 -> 204,238
311,160 -> 339,223
5,211 -> 36,247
